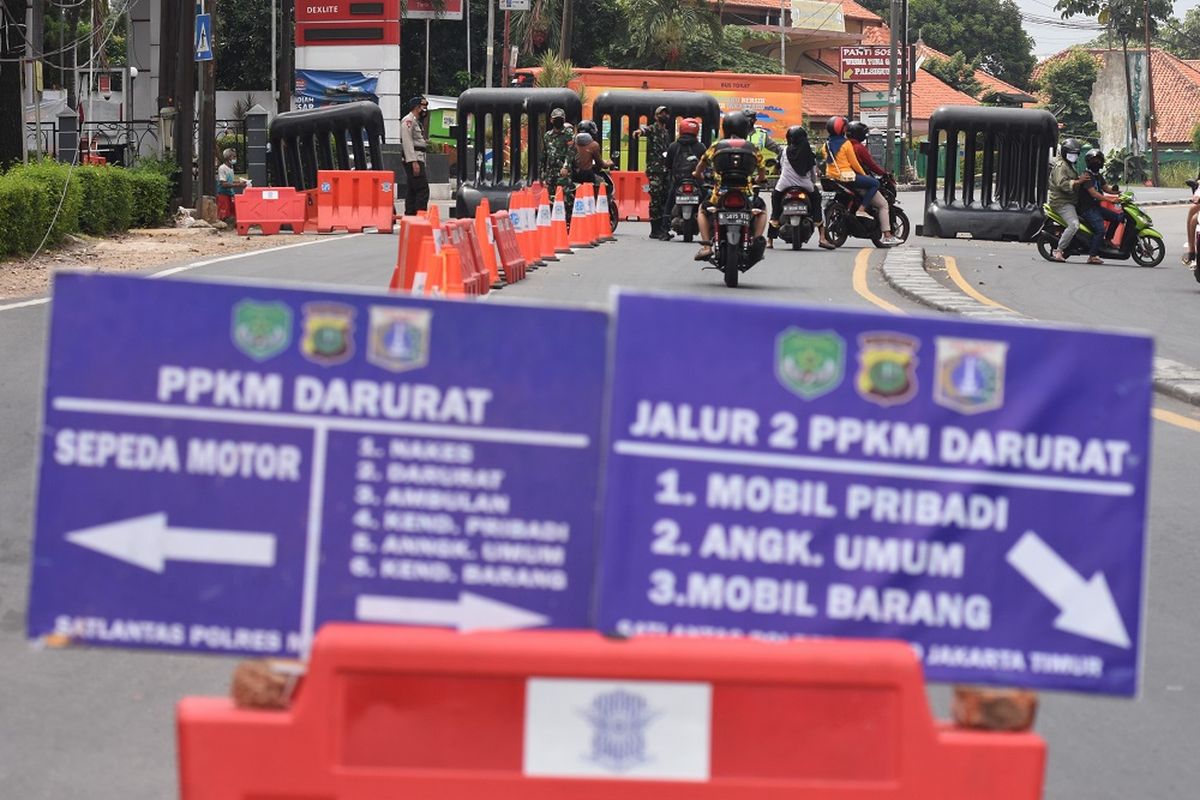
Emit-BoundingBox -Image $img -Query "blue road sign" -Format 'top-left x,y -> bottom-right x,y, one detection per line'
28,274 -> 608,656
194,13 -> 214,62
595,292 -> 1153,696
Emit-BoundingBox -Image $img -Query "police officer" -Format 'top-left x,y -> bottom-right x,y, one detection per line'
401,96 -> 430,215
633,105 -> 674,239
540,108 -> 575,207
746,110 -> 783,179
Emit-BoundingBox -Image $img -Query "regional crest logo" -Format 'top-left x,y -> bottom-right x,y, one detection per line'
231,300 -> 292,362
856,332 -> 919,406
367,306 -> 431,373
300,302 -> 355,366
934,337 -> 1007,414
581,689 -> 659,773
775,328 -> 846,400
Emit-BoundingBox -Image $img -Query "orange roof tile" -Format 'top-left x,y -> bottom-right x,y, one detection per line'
711,0 -> 882,21
860,69 -> 980,117
863,26 -> 1030,102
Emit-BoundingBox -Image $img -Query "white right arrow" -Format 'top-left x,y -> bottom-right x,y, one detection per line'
1006,531 -> 1132,649
355,591 -> 550,633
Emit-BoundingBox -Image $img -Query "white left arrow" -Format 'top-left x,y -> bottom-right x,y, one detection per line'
66,513 -> 276,573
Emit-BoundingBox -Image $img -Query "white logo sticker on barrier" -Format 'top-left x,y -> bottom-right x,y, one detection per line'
574,199 -> 586,215
432,228 -> 443,254
510,211 -> 523,232
584,195 -> 596,216
263,190 -> 279,200
552,202 -> 566,222
537,205 -> 552,226
596,194 -> 609,213
411,272 -> 427,294
485,217 -> 495,244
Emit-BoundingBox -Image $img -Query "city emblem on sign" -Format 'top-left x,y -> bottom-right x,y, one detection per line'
231,299 -> 292,362
856,332 -> 919,406
300,302 -> 355,366
934,337 -> 1008,414
775,328 -> 845,400
367,306 -> 432,373
581,689 -> 659,773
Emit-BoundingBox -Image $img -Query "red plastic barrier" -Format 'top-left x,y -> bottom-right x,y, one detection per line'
178,627 -> 1045,799
233,187 -> 308,235
316,169 -> 396,233
491,211 -> 527,283
611,169 -> 651,221
442,220 -> 488,296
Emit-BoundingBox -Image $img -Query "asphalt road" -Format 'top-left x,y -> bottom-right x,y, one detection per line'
2,219 -> 1199,798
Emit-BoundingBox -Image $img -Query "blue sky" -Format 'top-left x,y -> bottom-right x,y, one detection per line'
1019,0 -> 1200,57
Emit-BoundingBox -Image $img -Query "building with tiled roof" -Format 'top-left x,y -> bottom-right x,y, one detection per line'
716,0 -> 889,73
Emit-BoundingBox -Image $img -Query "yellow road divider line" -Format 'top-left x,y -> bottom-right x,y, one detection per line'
943,255 -> 1016,312
1152,407 -> 1200,433
851,248 -> 902,314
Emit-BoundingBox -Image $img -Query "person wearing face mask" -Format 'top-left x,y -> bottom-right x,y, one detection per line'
633,106 -> 674,239
216,148 -> 247,223
1047,138 -> 1092,262
540,108 -> 576,209
401,96 -> 431,215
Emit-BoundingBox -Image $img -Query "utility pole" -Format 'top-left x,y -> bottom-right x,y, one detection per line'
175,1 -> 195,207
502,9 -> 511,85
1144,0 -> 1160,185
559,0 -> 572,60
200,0 -> 217,199
780,0 -> 786,74
899,0 -> 908,179
278,0 -> 293,114
486,0 -> 495,86
885,0 -> 899,174
271,0 -> 277,109
31,0 -> 46,159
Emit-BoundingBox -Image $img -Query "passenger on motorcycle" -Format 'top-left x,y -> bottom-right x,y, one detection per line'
1077,149 -> 1123,264
691,110 -> 768,262
769,124 -> 835,250
822,117 -> 898,246
1048,137 -> 1093,262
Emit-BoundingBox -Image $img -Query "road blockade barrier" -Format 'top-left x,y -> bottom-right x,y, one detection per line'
316,169 -> 396,234
611,170 -> 650,221
389,206 -> 443,292
233,187 -> 309,235
491,211 -> 527,283
411,237 -> 445,295
443,220 -> 488,296
177,625 -> 1046,799
474,198 -> 504,288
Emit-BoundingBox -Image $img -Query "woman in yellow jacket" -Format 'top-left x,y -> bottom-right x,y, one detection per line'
821,116 -> 895,244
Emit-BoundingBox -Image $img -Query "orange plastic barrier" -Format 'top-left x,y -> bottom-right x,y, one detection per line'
442,220 -> 488,296
611,169 -> 650,221
389,208 -> 441,292
474,198 -> 503,288
178,626 -> 1046,799
491,211 -> 527,283
233,187 -> 308,235
551,186 -> 571,254
315,169 -> 396,233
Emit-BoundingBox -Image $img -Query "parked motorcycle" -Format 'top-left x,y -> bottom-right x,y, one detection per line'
1035,190 -> 1164,267
776,186 -> 816,250
821,173 -> 909,248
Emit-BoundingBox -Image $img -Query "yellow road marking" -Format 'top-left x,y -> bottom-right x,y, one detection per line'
851,248 -> 902,314
1152,407 -> 1200,432
943,255 -> 1016,312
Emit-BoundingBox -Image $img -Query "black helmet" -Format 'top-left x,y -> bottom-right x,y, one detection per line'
574,132 -> 593,148
785,125 -> 808,148
826,116 -> 847,136
577,119 -> 598,137
847,120 -> 869,142
722,110 -> 752,139
1085,148 -> 1104,170
1060,138 -> 1082,158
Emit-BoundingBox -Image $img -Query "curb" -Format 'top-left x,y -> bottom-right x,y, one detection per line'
881,247 -> 1200,406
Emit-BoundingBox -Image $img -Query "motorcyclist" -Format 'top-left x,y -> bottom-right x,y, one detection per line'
769,125 -> 835,250
1047,137 -> 1092,262
665,117 -> 708,235
691,110 -> 768,262
571,131 -> 612,193
746,110 -> 784,175
1184,170 -> 1199,268
1076,148 -> 1123,264
822,116 -> 898,246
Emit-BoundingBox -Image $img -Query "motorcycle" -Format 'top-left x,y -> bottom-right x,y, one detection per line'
1188,178 -> 1199,283
821,173 -> 909,248
1035,190 -> 1164,267
566,168 -> 620,234
670,158 -> 704,243
776,186 -> 816,250
700,182 -> 767,288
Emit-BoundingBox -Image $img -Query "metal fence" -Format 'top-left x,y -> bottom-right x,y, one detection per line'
22,117 -> 246,168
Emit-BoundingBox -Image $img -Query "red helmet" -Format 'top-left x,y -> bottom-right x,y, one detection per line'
826,116 -> 847,135
679,118 -> 700,136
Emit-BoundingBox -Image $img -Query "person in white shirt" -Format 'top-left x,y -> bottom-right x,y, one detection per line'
768,125 -> 834,250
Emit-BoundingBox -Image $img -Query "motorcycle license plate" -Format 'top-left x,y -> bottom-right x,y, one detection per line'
718,211 -> 751,225
783,203 -> 807,214
675,196 -> 699,205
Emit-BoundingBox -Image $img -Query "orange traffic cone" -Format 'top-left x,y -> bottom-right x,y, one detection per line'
551,186 -> 571,254
596,183 -> 615,242
568,184 -> 595,249
535,185 -> 558,262
411,236 -> 441,295
442,244 -> 466,296
579,182 -> 599,246
474,198 -> 503,288
523,189 -> 545,267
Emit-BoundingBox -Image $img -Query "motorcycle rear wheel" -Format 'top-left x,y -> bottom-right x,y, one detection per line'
825,205 -> 848,248
1132,235 -> 1165,268
722,245 -> 740,288
1036,238 -> 1059,262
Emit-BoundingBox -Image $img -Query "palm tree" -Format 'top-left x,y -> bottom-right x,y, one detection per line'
623,0 -> 720,68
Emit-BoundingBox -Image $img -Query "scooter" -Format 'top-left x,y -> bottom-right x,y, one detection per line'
1188,179 -> 1200,283
565,169 -> 620,234
822,173 -> 909,248
671,179 -> 703,243
1035,190 -> 1164,267
700,182 -> 767,288
776,186 -> 816,250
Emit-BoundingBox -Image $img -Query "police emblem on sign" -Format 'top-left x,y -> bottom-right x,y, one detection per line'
581,690 -> 660,773
775,328 -> 845,400
934,337 -> 1007,414
300,302 -> 355,366
231,299 -> 292,361
367,306 -> 431,373
856,332 -> 919,406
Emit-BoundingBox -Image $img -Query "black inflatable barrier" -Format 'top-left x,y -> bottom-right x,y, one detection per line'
267,101 -> 386,192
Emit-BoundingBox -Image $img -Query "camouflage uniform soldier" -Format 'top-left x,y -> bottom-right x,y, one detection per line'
635,106 -> 674,239
540,108 -> 576,211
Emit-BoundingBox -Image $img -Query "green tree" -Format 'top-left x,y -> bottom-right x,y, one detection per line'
1159,8 -> 1200,61
215,1 -> 273,91
1036,49 -> 1100,141
910,0 -> 1035,88
924,51 -> 983,98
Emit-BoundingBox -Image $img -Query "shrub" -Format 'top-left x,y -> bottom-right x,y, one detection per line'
129,171 -> 170,227
0,172 -> 52,255
14,160 -> 83,245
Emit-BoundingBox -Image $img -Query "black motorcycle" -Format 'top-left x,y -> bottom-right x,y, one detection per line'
671,178 -> 703,243
776,186 -> 816,250
701,181 -> 766,288
567,168 -> 620,233
822,173 -> 909,248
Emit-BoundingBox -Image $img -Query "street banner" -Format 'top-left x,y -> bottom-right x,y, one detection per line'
596,291 -> 1153,696
27,274 -> 607,656
839,45 -> 918,83
294,69 -> 380,110
405,0 -> 465,20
